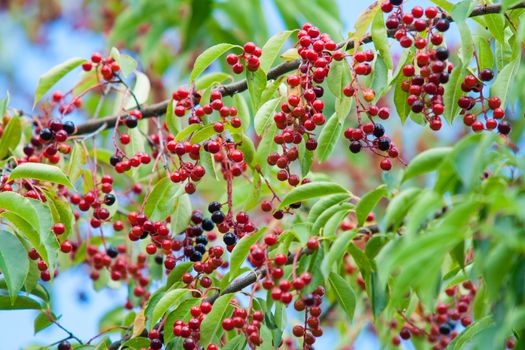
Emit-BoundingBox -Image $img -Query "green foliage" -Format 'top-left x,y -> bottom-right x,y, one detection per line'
33,57 -> 86,108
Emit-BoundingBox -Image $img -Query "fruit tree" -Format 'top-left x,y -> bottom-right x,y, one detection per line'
1,0 -> 525,349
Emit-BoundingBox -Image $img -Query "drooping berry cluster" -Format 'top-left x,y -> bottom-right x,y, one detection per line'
222,308 -> 265,348
267,23 -> 340,182
383,2 -> 453,132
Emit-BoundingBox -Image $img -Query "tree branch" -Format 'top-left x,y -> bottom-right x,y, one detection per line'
73,2 -> 525,136
204,224 -> 379,303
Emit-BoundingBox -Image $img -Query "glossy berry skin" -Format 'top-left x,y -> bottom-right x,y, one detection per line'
58,341 -> 71,350
223,232 -> 236,246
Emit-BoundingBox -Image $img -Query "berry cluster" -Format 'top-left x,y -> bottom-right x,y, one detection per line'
226,42 -> 262,74
268,23 -> 340,182
28,248 -> 55,281
172,301 -> 214,350
68,175 -> 116,228
458,70 -> 511,134
290,287 -> 325,349
171,88 -> 241,127
82,52 -> 121,81
23,119 -> 76,164
389,281 -> 481,350
222,308 -> 265,348
383,2 -> 453,132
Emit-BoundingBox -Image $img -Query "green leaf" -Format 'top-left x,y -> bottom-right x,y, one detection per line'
0,230 -> 29,303
298,136 -> 314,177
166,262 -> 194,289
66,142 -> 86,183
350,4 -> 379,48
451,133 -> 496,190
175,124 -> 201,141
483,14 -> 506,44
503,0 -> 525,10
0,91 -> 9,117
233,94 -> 251,131
199,294 -> 234,346
164,298 -> 200,343
404,190 -> 443,237
144,178 -> 183,222
165,100 -> 180,135
457,22 -> 474,63
327,60 -> 347,98
308,193 -> 351,224
450,0 -> 475,23
255,124 -> 278,175
447,316 -> 494,350
189,123 -> 222,144
312,203 -> 354,236
9,163 -> 74,189
393,79 -> 410,123
347,243 -> 372,276
151,289 -> 190,327
110,47 -> 137,78
371,11 -> 393,70
476,35 -> 494,70
189,43 -> 238,82
170,194 -> 192,234
200,148 -> 220,180
402,147 -> 452,182
34,311 -> 55,334
44,191 -> 75,239
33,57 -> 86,108
384,188 -> 421,231
317,113 -> 344,162
328,272 -> 356,320
125,71 -> 150,109
232,133 -> 256,167
443,64 -> 466,124
254,97 -> 281,136
222,335 -> 247,350
0,295 -> 41,310
195,72 -> 232,90
0,115 -> 21,159
356,185 -> 387,227
246,68 -> 267,110
490,59 -> 520,108
279,181 -> 348,209
122,337 -> 150,349
0,192 -> 41,238
259,30 -> 295,73
229,228 -> 266,279
324,229 -> 356,275
430,0 -> 453,12
1,198 -> 57,273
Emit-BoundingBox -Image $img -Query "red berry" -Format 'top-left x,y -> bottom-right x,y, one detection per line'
52,223 -> 65,235
425,6 -> 438,18
307,238 -> 319,250
60,241 -> 73,253
380,158 -> 392,171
